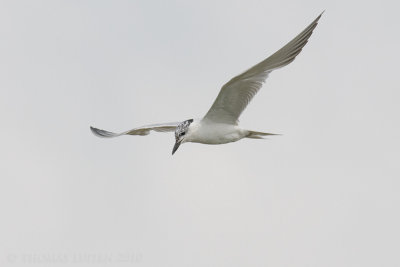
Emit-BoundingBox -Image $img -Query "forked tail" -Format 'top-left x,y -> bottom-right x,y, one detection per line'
246,130 -> 280,139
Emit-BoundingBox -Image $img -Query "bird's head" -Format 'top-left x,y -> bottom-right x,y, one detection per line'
172,119 -> 193,155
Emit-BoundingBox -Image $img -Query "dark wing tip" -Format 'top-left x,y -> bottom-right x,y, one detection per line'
90,126 -> 119,138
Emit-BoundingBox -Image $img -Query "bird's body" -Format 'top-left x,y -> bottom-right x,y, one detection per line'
184,119 -> 248,145
90,13 -> 323,154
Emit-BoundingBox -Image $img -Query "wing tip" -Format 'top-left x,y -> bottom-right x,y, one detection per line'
315,11 -> 325,24
90,126 -> 119,138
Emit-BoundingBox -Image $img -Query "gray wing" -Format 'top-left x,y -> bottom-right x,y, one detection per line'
90,122 -> 180,138
203,12 -> 323,125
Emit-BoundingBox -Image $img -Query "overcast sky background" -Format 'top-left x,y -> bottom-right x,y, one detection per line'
1,0 -> 399,266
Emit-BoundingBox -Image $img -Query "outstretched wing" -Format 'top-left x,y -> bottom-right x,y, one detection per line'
203,12 -> 323,125
90,122 -> 180,138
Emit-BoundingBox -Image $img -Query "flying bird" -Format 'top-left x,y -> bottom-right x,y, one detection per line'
91,13 -> 323,155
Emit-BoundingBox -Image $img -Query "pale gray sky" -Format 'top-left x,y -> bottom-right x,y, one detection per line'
1,0 -> 399,266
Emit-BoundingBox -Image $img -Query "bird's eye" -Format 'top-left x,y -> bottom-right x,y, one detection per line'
181,132 -> 185,136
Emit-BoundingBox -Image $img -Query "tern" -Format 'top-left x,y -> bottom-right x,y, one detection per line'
91,13 -> 323,155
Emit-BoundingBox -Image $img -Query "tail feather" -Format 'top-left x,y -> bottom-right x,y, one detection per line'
246,130 -> 280,139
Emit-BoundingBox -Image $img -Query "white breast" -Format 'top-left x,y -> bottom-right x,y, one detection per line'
184,119 -> 248,145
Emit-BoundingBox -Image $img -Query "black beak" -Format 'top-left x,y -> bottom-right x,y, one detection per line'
172,140 -> 181,155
